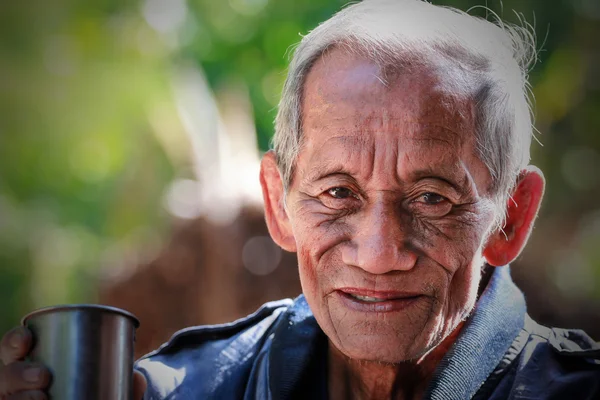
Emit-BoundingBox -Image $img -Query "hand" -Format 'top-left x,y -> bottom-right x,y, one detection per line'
0,326 -> 147,400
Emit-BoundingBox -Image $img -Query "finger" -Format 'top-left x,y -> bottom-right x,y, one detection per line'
0,362 -> 50,395
0,328 -> 32,366
133,370 -> 147,400
6,390 -> 47,400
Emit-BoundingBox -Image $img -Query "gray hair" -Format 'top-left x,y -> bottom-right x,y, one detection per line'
272,0 -> 538,227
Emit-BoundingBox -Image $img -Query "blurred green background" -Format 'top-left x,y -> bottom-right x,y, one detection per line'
1,0 -> 599,344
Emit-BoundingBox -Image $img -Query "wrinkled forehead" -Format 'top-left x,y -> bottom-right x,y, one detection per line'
301,47 -> 479,148
301,131 -> 472,190
304,124 -> 463,164
296,47 -> 492,191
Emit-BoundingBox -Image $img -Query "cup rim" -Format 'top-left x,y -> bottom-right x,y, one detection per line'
22,304 -> 140,328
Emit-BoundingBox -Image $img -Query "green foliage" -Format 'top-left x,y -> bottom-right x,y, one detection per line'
0,0 -> 176,323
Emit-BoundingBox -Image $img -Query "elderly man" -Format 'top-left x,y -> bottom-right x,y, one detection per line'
1,0 -> 599,399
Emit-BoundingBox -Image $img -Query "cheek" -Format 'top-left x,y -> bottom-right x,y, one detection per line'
296,246 -> 338,333
451,252 -> 484,296
411,209 -> 492,326
291,202 -> 352,267
297,246 -> 318,292
414,210 -> 493,273
443,254 -> 484,328
291,209 -> 353,323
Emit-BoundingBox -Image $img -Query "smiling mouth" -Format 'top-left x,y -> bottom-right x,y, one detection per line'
336,289 -> 423,312
345,293 -> 421,302
348,294 -> 390,302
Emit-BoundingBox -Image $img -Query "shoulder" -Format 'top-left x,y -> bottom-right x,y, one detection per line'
135,298 -> 294,399
494,316 -> 600,400
522,316 -> 600,369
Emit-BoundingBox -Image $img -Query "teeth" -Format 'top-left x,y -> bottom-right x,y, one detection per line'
350,294 -> 386,302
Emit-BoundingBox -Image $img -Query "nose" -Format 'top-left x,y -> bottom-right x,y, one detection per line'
341,202 -> 417,274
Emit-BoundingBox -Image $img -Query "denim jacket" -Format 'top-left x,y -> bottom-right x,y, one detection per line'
135,267 -> 600,399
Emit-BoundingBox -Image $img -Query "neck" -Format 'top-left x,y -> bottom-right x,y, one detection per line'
327,322 -> 465,400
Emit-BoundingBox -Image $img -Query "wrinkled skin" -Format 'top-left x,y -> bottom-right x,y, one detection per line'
260,48 -> 545,399
292,48 -> 495,363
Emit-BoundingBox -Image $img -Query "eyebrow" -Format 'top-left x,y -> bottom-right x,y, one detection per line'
408,168 -> 470,196
304,164 -> 354,183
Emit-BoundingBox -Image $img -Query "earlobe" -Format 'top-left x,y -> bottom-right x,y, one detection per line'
259,151 -> 297,252
483,166 -> 545,267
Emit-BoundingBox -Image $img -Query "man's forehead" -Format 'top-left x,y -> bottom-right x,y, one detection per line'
302,48 -> 477,139
304,120 -> 464,149
299,116 -> 471,180
299,133 -> 464,181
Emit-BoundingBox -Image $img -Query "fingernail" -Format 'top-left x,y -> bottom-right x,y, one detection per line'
9,330 -> 22,348
24,366 -> 41,382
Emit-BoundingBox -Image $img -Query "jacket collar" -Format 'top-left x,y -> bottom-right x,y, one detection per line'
424,266 -> 526,400
268,266 -> 526,400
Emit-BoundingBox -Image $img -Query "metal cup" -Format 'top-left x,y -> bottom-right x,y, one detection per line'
22,304 -> 140,400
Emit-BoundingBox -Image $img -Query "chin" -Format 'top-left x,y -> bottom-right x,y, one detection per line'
333,330 -> 437,364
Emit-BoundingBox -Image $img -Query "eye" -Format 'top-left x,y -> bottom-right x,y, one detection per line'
327,187 -> 354,199
420,192 -> 447,205
410,192 -> 452,217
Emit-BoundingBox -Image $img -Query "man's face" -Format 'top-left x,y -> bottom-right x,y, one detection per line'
284,49 -> 498,363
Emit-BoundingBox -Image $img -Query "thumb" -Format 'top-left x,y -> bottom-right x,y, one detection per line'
133,370 -> 147,400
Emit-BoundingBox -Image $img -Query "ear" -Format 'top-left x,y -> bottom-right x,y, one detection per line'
483,166 -> 545,267
259,151 -> 297,252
